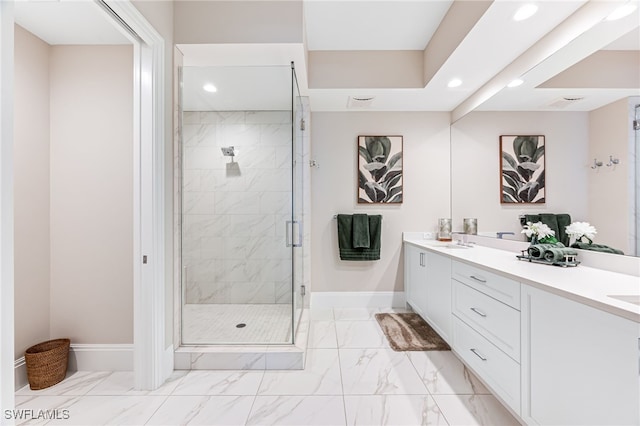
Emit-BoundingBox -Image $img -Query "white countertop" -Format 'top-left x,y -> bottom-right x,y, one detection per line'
403,235 -> 640,323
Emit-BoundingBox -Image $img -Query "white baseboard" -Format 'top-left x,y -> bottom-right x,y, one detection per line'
67,344 -> 133,371
14,357 -> 27,391
163,345 -> 174,379
310,291 -> 405,309
14,344 -> 133,391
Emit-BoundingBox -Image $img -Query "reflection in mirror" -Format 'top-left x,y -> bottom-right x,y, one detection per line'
451,10 -> 640,257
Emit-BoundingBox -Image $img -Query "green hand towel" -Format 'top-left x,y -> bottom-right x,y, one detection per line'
571,242 -> 624,255
539,213 -> 560,242
555,214 -> 572,246
527,243 -> 563,259
524,214 -> 540,226
543,247 -> 578,262
352,214 -> 370,248
337,214 -> 382,261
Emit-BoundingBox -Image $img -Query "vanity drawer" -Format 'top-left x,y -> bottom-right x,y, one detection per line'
452,261 -> 520,309
452,280 -> 520,361
453,317 -> 521,415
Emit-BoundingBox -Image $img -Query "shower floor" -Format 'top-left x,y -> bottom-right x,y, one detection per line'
182,303 -> 293,345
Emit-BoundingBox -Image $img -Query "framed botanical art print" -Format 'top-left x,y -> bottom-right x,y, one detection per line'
358,135 -> 403,204
500,135 -> 545,204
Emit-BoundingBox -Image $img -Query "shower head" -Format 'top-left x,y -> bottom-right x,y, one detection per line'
221,146 -> 235,157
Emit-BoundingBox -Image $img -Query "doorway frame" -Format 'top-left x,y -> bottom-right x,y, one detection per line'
101,0 -> 169,392
0,0 -> 16,413
0,0 -> 168,406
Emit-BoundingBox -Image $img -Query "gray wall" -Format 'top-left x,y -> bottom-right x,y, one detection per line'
310,112 -> 451,293
14,28 -> 134,357
48,45 -> 134,343
13,25 -> 51,358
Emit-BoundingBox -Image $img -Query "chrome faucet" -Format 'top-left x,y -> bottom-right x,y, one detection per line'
496,232 -> 515,239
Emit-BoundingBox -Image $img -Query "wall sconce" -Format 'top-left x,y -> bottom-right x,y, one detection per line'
606,155 -> 620,167
591,158 -> 603,169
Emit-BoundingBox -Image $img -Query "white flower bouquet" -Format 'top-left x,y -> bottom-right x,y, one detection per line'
565,222 -> 597,245
521,221 -> 558,244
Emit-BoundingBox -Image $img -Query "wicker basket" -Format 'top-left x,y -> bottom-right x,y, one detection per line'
25,338 -> 70,390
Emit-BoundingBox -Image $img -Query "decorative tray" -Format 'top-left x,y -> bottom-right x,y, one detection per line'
516,250 -> 580,268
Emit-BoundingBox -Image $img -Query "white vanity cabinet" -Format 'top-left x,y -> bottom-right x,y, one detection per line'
404,244 -> 451,341
404,244 -> 428,317
424,251 -> 452,341
521,284 -> 640,426
402,239 -> 640,425
451,261 -> 521,414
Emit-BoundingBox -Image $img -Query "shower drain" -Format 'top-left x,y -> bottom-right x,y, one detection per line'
236,323 -> 246,328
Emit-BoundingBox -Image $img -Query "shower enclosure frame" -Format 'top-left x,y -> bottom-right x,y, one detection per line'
177,62 -> 305,347
635,103 -> 640,256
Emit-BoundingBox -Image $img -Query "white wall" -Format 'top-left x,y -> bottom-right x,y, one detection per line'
589,98 -> 633,254
49,45 -> 133,343
451,111 -> 589,238
13,25 -> 50,359
181,111 -> 293,305
310,112 -> 451,293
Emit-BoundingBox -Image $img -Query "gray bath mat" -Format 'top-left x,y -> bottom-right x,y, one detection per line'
375,313 -> 450,352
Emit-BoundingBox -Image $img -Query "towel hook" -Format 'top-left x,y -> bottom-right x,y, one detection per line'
590,158 -> 603,169
606,155 -> 620,167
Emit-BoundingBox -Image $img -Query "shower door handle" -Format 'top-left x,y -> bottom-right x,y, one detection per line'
286,220 -> 303,248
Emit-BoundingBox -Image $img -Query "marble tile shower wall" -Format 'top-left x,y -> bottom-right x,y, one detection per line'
182,111 -> 293,305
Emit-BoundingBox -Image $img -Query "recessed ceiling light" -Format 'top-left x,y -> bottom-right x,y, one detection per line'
447,78 -> 462,88
513,4 -> 538,21
507,79 -> 524,88
203,83 -> 217,93
606,2 -> 637,21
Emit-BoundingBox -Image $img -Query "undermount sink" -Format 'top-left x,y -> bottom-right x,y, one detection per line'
607,295 -> 640,306
443,243 -> 472,249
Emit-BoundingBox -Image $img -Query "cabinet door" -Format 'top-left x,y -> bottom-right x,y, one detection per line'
424,252 -> 452,341
404,244 -> 428,317
521,285 -> 640,425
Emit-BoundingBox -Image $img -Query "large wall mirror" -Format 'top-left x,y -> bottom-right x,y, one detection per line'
451,10 -> 640,257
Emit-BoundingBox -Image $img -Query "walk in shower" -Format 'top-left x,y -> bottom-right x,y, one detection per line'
178,63 -> 307,345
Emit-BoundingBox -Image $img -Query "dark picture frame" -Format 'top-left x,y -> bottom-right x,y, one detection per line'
500,135 -> 545,204
358,135 -> 403,204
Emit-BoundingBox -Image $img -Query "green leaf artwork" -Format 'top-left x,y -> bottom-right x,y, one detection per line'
358,136 -> 403,203
500,135 -> 545,203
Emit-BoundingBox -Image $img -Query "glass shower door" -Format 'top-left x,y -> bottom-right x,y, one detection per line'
180,65 -> 296,345
291,64 -> 305,337
635,103 -> 639,256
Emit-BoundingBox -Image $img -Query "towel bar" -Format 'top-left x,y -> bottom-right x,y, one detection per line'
333,214 -> 382,219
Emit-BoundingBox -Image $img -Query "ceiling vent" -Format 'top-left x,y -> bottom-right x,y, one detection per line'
347,96 -> 375,109
546,96 -> 585,109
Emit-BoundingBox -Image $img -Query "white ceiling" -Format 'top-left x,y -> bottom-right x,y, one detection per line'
178,43 -> 308,111
14,0 -> 130,45
307,0 -> 589,112
306,0 -> 639,114
603,27 -> 640,50
182,66 -> 292,111
478,6 -> 640,112
303,1 -> 453,50
14,0 -> 640,114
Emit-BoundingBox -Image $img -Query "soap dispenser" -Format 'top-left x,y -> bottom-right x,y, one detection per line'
437,218 -> 452,241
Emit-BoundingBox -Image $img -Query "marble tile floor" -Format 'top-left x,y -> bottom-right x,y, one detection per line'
182,304 -> 293,345
14,308 -> 520,425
